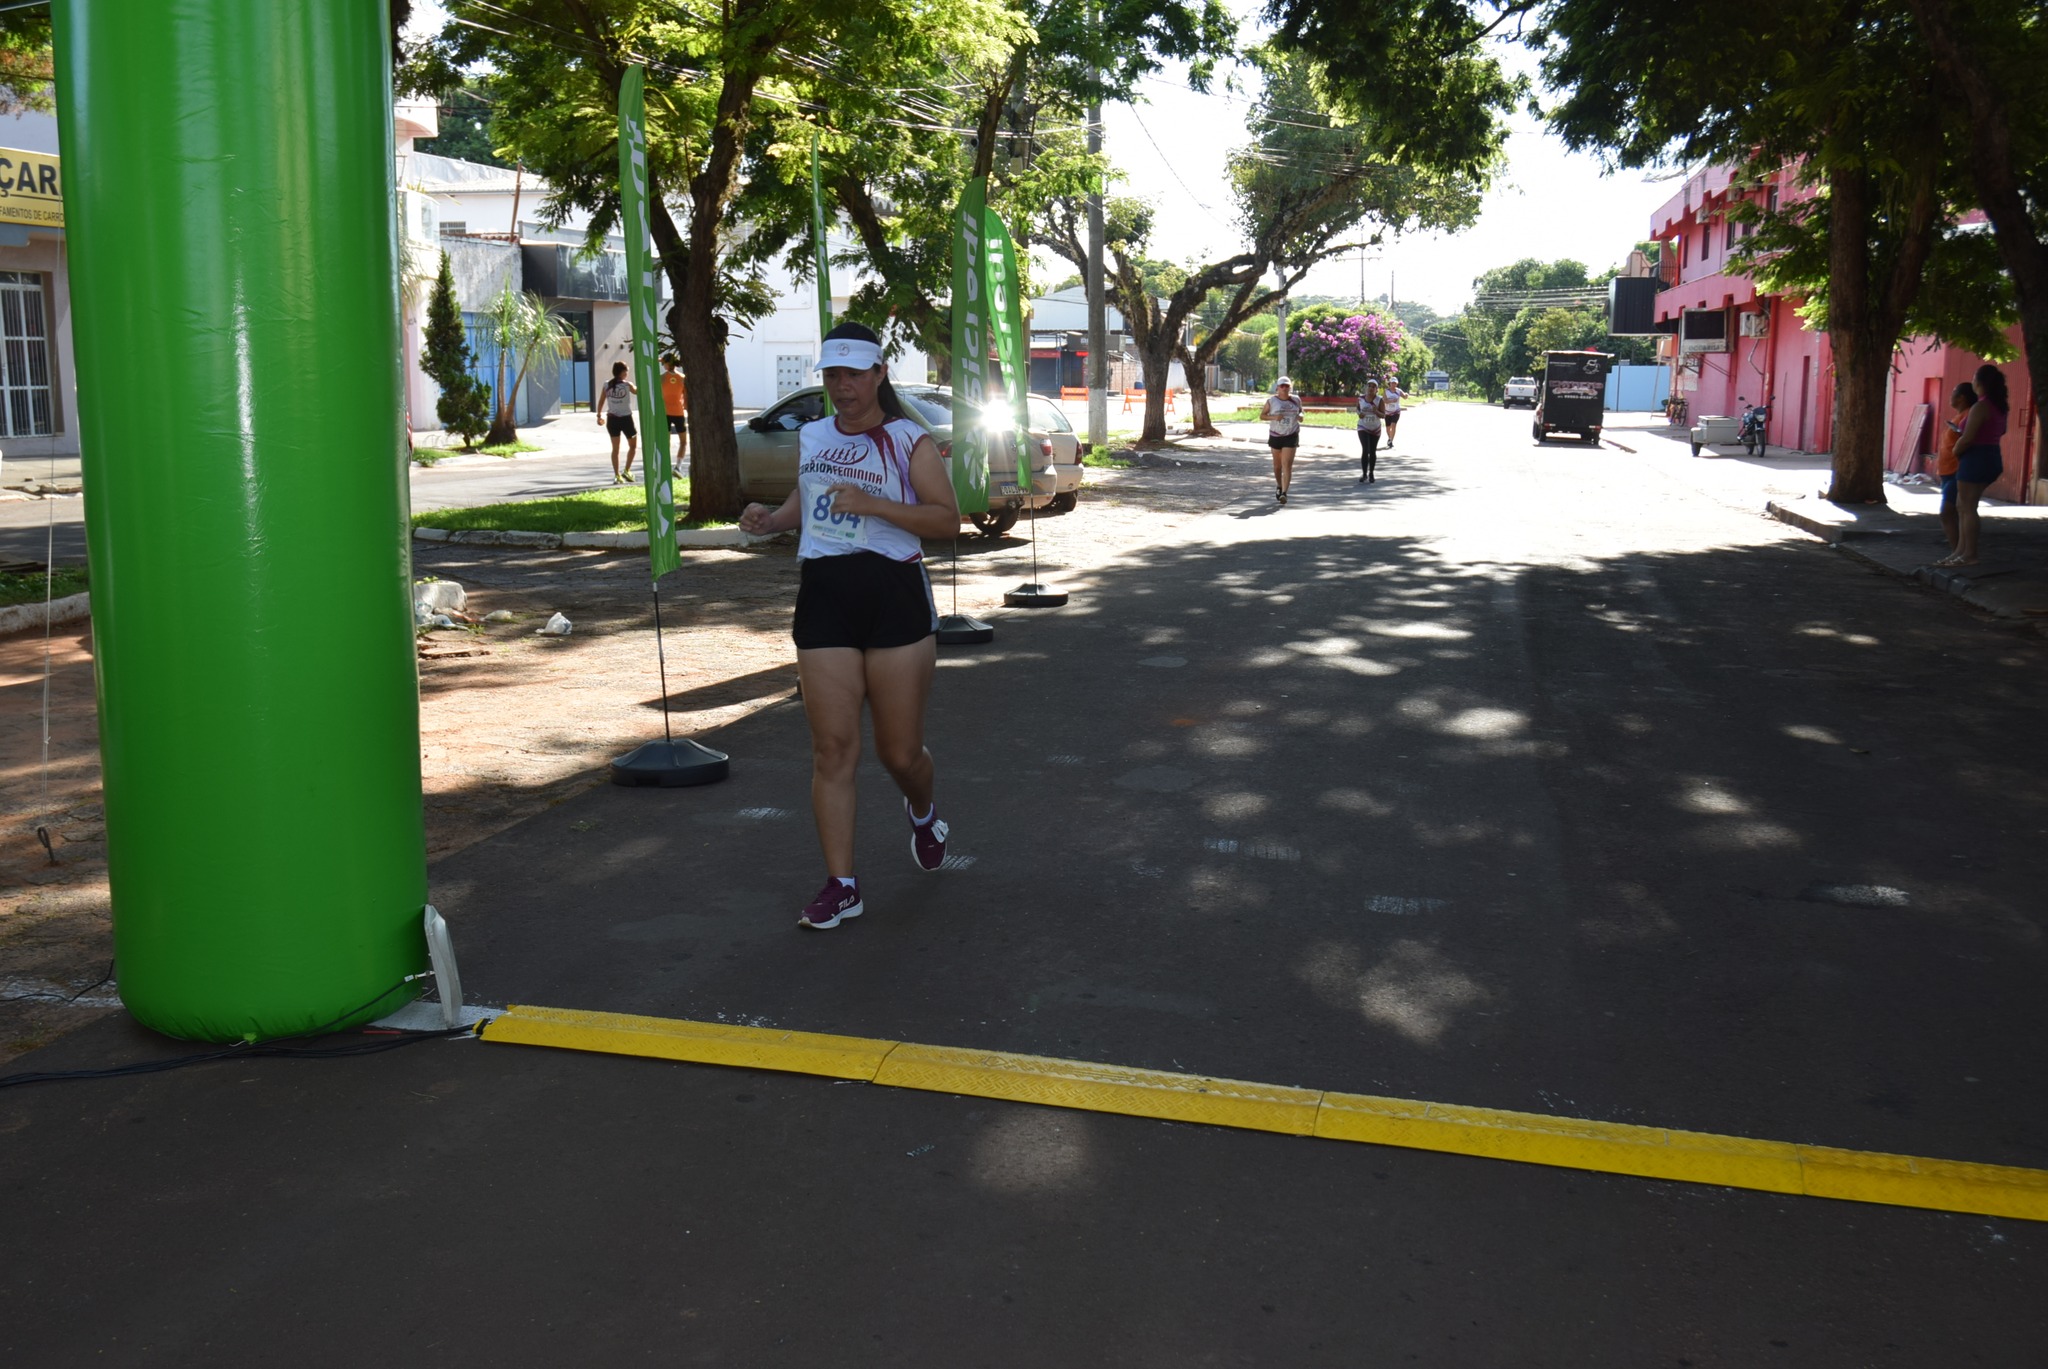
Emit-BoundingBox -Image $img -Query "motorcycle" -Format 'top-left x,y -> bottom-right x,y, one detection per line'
1738,401 -> 1770,456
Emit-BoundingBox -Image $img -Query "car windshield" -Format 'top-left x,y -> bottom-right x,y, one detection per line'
1027,397 -> 1072,432
898,391 -> 951,427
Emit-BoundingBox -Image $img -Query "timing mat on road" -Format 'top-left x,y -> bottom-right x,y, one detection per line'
479,1004 -> 2048,1223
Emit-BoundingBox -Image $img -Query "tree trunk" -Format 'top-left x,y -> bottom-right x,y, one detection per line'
1179,343 -> 1217,436
1821,150 -> 1940,504
485,358 -> 528,447
653,48 -> 764,523
658,197 -> 741,521
1906,0 -> 2048,498
1138,343 -> 1171,443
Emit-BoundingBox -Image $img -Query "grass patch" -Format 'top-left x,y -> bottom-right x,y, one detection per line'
1216,406 -> 1359,428
1083,450 -> 1134,468
0,564 -> 88,608
412,481 -> 721,535
476,440 -> 543,457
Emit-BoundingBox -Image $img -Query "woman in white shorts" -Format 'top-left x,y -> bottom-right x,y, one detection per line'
738,323 -> 961,930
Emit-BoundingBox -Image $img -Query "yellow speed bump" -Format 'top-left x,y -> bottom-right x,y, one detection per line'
480,1005 -> 2048,1223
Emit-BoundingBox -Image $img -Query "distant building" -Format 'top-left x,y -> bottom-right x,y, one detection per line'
1647,163 -> 2036,502
0,109 -> 74,462
1025,285 -> 1134,394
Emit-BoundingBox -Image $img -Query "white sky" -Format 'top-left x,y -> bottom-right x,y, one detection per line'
412,1 -> 1676,315
1093,20 -> 1680,315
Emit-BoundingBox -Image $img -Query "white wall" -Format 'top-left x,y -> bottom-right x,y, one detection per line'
724,240 -> 929,409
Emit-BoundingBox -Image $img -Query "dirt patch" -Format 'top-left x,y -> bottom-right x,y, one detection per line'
0,456 -> 1262,1062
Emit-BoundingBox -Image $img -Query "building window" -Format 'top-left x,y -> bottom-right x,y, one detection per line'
1725,218 -> 1737,251
0,270 -> 53,437
441,220 -> 467,236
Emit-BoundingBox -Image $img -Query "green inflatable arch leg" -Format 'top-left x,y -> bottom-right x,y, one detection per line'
54,1 -> 429,1041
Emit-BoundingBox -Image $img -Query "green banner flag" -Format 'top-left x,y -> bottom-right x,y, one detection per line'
982,206 -> 1032,500
811,132 -> 834,418
948,176 -> 990,514
617,65 -> 679,580
811,133 -> 834,338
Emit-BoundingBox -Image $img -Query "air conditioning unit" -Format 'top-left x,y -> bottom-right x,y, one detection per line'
1739,310 -> 1769,338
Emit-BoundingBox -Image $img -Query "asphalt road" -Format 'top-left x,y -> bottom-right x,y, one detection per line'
5,403 -> 2045,1364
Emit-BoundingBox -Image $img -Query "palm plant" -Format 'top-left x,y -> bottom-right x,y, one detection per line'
481,283 -> 572,446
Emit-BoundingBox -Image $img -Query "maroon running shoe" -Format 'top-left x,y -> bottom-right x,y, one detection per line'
906,799 -> 949,872
798,878 -> 863,930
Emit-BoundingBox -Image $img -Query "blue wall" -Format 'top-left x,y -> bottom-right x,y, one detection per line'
1604,362 -> 1671,412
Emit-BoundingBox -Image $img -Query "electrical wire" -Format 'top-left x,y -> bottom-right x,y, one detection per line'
0,974 -> 469,1091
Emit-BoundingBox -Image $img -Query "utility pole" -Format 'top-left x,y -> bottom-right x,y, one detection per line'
1085,27 -> 1107,450
1276,280 -> 1290,381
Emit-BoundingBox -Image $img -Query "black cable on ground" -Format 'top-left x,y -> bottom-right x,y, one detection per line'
0,1026 -> 474,1091
0,974 -> 473,1091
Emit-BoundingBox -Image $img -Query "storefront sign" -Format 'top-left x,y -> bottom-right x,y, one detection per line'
0,147 -> 62,227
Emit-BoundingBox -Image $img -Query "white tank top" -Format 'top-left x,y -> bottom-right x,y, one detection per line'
795,414 -> 929,563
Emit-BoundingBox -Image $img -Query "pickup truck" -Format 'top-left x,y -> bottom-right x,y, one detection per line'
1502,376 -> 1538,408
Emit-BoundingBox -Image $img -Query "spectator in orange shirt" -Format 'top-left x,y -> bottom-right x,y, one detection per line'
1935,381 -> 1976,559
661,355 -> 688,471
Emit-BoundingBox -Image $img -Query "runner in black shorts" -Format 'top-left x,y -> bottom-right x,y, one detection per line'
597,361 -> 638,483
1260,377 -> 1303,502
738,322 -> 961,930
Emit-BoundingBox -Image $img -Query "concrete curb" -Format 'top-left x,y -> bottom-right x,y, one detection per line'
1767,499 -> 2048,631
0,590 -> 91,638
413,526 -> 773,550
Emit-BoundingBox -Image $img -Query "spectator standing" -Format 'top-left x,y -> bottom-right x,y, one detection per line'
661,355 -> 688,472
1937,364 -> 2008,567
1934,381 -> 1976,559
1260,377 -> 1303,503
599,361 -> 639,483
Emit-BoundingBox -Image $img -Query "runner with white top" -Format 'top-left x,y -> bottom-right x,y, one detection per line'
738,322 -> 962,930
1381,379 -> 1403,448
1260,376 -> 1304,504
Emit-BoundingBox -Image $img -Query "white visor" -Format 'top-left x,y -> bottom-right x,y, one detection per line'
816,338 -> 884,372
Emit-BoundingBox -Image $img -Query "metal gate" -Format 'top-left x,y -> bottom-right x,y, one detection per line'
0,271 -> 54,437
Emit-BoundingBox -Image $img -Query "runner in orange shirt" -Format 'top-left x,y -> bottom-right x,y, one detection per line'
661,355 -> 688,471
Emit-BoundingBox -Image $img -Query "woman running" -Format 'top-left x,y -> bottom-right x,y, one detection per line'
1380,378 -> 1403,447
738,322 -> 961,930
1356,380 -> 1384,483
1260,376 -> 1303,503
598,361 -> 638,483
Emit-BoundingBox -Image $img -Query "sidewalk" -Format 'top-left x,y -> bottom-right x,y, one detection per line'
1603,411 -> 2048,626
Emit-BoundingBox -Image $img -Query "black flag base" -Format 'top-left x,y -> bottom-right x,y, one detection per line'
610,738 -> 731,788
937,612 -> 996,644
1003,582 -> 1069,608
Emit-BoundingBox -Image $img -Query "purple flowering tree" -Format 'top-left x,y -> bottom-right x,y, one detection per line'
1283,304 -> 1408,395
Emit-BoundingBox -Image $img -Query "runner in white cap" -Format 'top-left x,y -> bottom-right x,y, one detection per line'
738,322 -> 961,930
1260,377 -> 1303,503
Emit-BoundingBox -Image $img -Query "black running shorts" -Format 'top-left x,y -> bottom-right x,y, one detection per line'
1267,433 -> 1299,449
793,552 -> 938,650
606,414 -> 637,438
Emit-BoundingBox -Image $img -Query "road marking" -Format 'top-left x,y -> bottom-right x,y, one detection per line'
478,1004 -> 2048,1224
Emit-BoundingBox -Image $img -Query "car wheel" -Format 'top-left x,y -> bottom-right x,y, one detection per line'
1691,440 -> 1702,457
1532,423 -> 1544,443
1048,491 -> 1077,514
970,509 -> 1019,538
1586,429 -> 1602,446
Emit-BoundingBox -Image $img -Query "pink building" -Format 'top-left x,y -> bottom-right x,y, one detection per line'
1649,167 -> 2038,503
